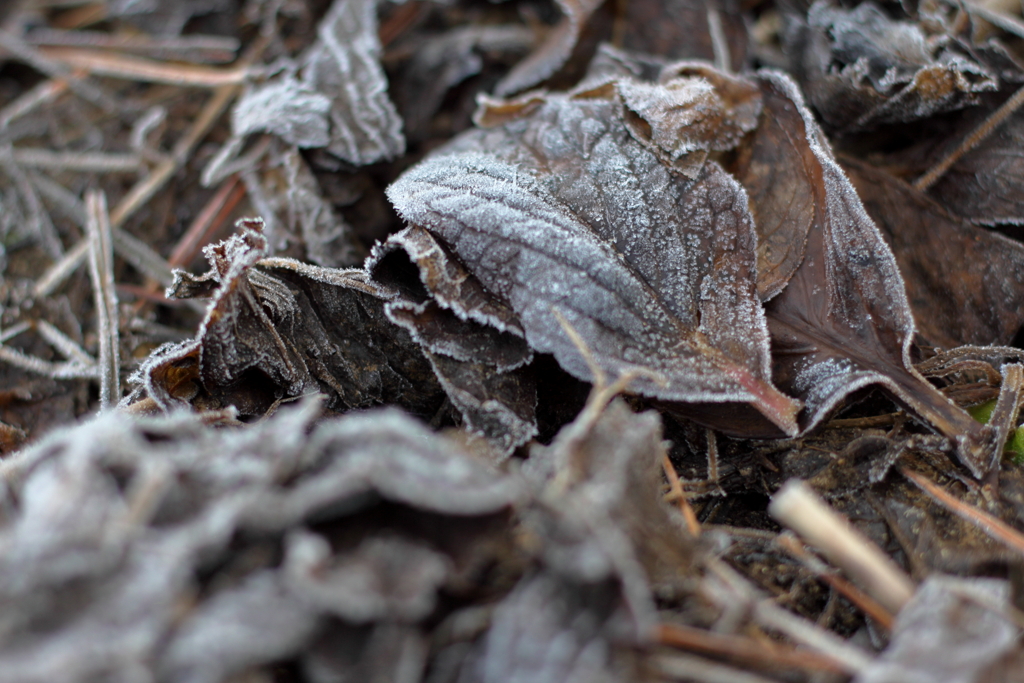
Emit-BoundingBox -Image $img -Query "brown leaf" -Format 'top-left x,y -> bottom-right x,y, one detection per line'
921,102 -> 1024,226
387,75 -> 801,436
842,155 -> 1024,349
369,225 -> 538,454
494,0 -> 604,96
785,1 -> 997,131
619,0 -> 748,72
138,220 -> 445,419
751,72 -> 994,476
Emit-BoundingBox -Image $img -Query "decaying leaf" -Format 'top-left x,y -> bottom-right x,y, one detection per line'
231,0 -> 404,165
494,0 -> 604,96
133,219 -> 446,420
740,72 -> 994,476
0,402 -> 520,683
843,156 -> 1024,349
785,0 -> 998,131
388,70 -> 802,436
856,576 -> 1020,683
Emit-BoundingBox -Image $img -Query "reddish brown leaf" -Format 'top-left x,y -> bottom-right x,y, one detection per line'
752,72 -> 994,476
842,155 -> 1024,349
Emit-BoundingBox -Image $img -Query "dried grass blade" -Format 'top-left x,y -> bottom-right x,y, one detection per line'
0,345 -> 96,380
35,47 -> 249,87
85,190 -> 119,409
11,148 -> 143,173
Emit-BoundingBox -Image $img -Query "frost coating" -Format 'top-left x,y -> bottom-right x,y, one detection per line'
388,85 -> 801,434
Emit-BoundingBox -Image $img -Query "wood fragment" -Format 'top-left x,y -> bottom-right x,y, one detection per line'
655,622 -> 847,673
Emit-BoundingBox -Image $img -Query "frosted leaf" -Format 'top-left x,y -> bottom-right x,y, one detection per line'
388,85 -> 801,436
754,71 -> 993,476
369,225 -> 537,455
232,79 -> 332,148
856,577 -> 1018,683
494,0 -> 604,96
844,156 -> 1024,348
786,1 -> 997,131
618,64 -> 761,178
138,219 -> 445,419
0,403 -> 519,682
301,0 -> 405,164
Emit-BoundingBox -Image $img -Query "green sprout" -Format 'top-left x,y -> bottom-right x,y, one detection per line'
968,399 -> 1024,465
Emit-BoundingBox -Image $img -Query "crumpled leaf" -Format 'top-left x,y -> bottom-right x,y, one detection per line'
785,1 -> 998,131
469,397 -> 693,683
0,403 -> 519,683
388,71 -> 801,436
233,0 -> 404,165
747,71 -> 994,475
855,576 -> 1019,683
133,219 -> 445,420
842,155 -> 1024,349
619,0 -> 748,72
495,0 -> 604,96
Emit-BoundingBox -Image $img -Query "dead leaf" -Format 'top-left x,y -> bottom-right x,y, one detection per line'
748,72 -> 994,476
785,1 -> 998,131
136,219 -> 445,419
387,74 -> 801,436
495,0 -> 604,96
843,155 -> 1024,349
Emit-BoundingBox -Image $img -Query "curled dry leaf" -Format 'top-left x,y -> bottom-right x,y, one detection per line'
785,1 -> 998,131
134,219 -> 445,419
842,155 -> 1024,349
388,68 -> 802,437
369,225 -> 539,454
740,72 -> 993,476
235,0 -> 404,165
0,403 -> 519,683
494,0 -> 604,96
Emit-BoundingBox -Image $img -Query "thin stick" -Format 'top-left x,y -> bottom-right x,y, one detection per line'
25,29 -> 239,63
914,83 -> 1024,191
0,345 -> 96,379
0,29 -> 115,111
653,652 -> 786,683
704,559 -> 873,674
0,75 -> 72,131
662,454 -> 702,536
962,0 -> 1024,41
706,8 -> 731,73
35,47 -> 249,87
10,148 -> 142,173
85,190 -> 119,409
655,623 -> 846,674
902,468 -> 1024,557
35,319 -> 93,366
769,479 -> 916,614
776,533 -> 895,630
